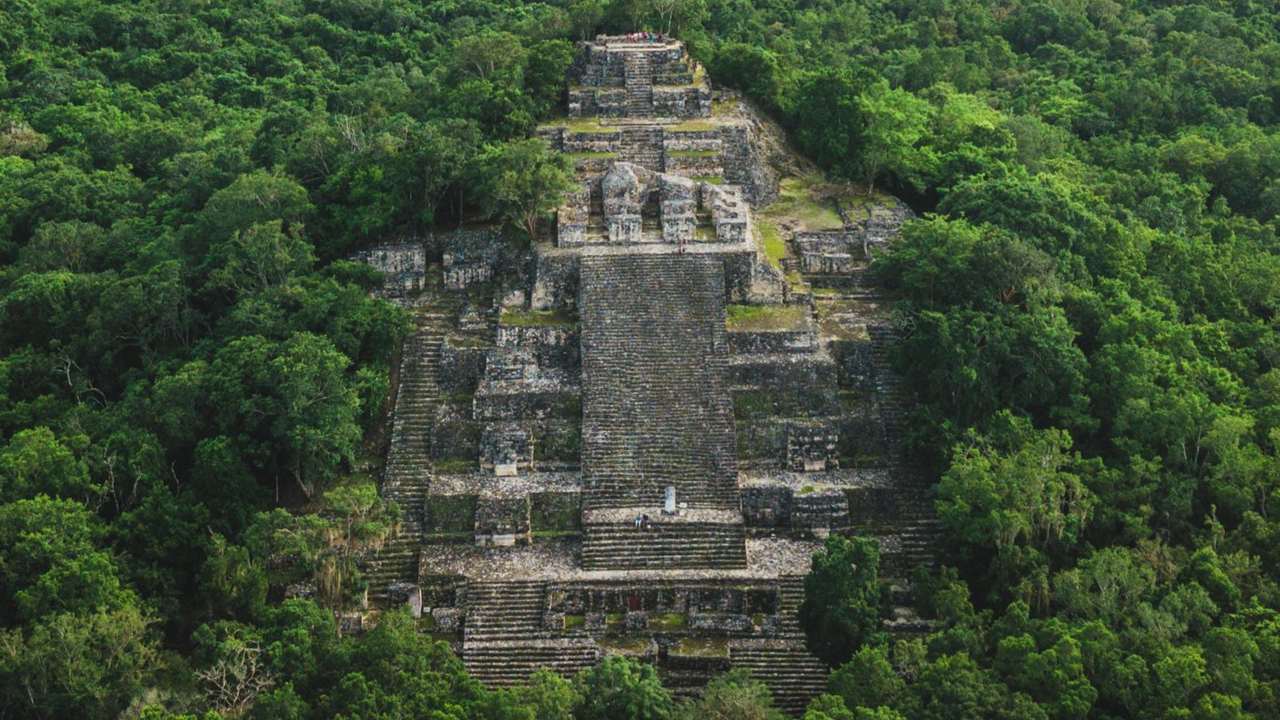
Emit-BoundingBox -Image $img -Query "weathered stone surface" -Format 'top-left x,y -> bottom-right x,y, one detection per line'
349,241 -> 427,300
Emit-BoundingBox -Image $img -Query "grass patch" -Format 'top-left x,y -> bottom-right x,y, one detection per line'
692,175 -> 724,185
500,308 -> 577,327
668,149 -> 719,159
648,613 -> 687,632
667,119 -> 718,132
786,270 -> 811,294
446,334 -> 492,348
758,220 -> 787,270
726,304 -> 809,331
433,458 -> 475,474
544,116 -> 619,133
600,637 -> 651,655
565,150 -> 618,161
760,174 -> 845,231
672,638 -> 729,658
563,614 -> 585,631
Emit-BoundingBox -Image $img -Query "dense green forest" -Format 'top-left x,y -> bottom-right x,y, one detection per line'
0,0 -> 1277,718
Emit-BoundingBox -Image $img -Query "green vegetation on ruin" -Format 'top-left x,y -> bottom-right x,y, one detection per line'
4,0 -> 1280,717
565,150 -> 620,161
563,614 -> 586,630
599,637 -> 652,655
691,175 -> 725,185
543,116 -> 621,133
758,174 -> 845,230
672,638 -> 730,658
647,613 -> 687,632
725,303 -> 809,331
432,458 -> 477,475
666,119 -> 719,132
756,219 -> 787,269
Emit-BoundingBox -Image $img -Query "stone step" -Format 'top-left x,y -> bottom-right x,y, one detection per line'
731,643 -> 828,715
581,521 -> 747,570
463,640 -> 600,686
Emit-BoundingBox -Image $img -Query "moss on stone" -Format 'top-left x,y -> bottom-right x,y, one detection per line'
757,220 -> 787,270
426,494 -> 477,533
563,614 -> 585,630
433,458 -> 475,474
530,492 -> 581,532
600,637 -> 652,655
648,613 -> 687,631
725,304 -> 808,331
672,637 -> 730,657
667,119 -> 718,132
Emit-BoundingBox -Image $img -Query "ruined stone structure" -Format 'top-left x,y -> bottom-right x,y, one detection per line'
357,36 -> 939,716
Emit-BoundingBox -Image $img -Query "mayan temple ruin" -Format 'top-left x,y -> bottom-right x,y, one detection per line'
356,36 -> 935,715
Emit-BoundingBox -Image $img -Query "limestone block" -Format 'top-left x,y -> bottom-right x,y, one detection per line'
348,242 -> 427,299
786,420 -> 840,472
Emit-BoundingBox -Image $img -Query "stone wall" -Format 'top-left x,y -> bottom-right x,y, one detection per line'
727,353 -> 839,397
719,124 -> 778,207
531,251 -> 580,310
651,86 -> 712,117
349,241 -> 427,299
474,496 -> 530,546
530,491 -> 582,533
438,338 -> 488,394
438,227 -> 505,289
727,327 -> 817,355
497,325 -> 580,371
795,230 -> 861,275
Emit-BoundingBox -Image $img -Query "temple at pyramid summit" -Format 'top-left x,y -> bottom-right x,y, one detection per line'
354,35 -> 934,715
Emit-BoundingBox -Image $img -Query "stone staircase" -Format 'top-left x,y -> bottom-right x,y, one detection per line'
364,309 -> 447,608
774,575 -> 806,635
579,254 -> 741,512
871,475 -> 944,576
581,518 -> 748,570
463,580 -> 548,642
867,322 -> 909,454
463,639 -> 601,687
731,640 -> 828,715
624,52 -> 654,117
621,124 -> 664,172
463,579 -> 602,685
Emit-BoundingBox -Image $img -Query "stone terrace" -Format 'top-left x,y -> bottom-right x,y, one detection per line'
352,35 -> 941,718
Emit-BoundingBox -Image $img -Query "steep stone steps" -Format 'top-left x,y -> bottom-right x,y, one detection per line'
774,575 -> 806,635
464,580 -> 549,642
463,639 -> 601,686
624,52 -> 654,117
579,254 -> 741,516
867,323 -> 909,453
731,641 -> 828,715
363,534 -> 421,607
621,125 -> 664,171
581,520 -> 747,570
365,308 -> 449,609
